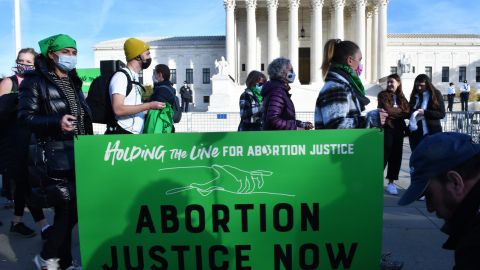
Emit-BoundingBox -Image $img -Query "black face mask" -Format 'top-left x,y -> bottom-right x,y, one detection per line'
142,58 -> 152,70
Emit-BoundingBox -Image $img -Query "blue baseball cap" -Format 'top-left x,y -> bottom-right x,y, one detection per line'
398,132 -> 480,206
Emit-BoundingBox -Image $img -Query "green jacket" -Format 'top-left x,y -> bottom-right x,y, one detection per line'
143,103 -> 174,134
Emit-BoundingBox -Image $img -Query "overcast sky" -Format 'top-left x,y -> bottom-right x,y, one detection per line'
0,0 -> 478,76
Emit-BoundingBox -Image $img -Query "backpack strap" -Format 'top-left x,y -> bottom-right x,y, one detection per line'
115,69 -> 145,97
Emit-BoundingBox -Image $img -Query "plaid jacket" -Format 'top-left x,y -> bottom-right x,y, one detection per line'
238,88 -> 263,131
315,70 -> 365,129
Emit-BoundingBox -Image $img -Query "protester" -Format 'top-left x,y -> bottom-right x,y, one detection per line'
408,74 -> 445,151
0,48 -> 50,238
378,74 -> 410,195
399,132 -> 480,269
144,64 -> 176,134
460,80 -> 470,112
261,57 -> 313,130
107,38 -> 165,134
238,70 -> 266,131
447,82 -> 455,112
315,39 -> 387,129
179,81 -> 193,112
18,34 -> 93,270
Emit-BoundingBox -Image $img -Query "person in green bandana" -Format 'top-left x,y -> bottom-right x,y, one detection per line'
18,33 -> 93,270
238,70 -> 266,131
315,39 -> 387,129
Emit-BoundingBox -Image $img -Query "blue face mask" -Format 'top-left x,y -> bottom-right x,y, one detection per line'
56,54 -> 77,72
255,84 -> 263,92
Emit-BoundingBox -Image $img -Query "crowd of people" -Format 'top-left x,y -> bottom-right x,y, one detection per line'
0,34 -> 478,270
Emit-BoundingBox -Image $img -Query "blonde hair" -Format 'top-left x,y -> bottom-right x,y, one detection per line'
321,39 -> 360,78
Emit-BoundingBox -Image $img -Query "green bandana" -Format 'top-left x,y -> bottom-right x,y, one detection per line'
332,63 -> 365,96
251,86 -> 263,103
38,34 -> 77,57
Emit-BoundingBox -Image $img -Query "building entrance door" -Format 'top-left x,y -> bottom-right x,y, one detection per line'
299,47 -> 310,84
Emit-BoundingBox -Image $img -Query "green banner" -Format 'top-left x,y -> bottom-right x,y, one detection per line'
76,68 -> 100,93
75,129 -> 384,269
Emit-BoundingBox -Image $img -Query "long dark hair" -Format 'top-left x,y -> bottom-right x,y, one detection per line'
410,74 -> 441,110
321,39 -> 360,78
387,73 -> 409,112
245,70 -> 266,89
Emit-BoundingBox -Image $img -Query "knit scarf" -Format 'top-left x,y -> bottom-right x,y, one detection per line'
332,63 -> 365,96
251,86 -> 263,103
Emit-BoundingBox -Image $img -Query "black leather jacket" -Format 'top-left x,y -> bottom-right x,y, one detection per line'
18,55 -> 93,141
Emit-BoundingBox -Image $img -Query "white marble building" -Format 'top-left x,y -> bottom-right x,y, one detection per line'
93,0 -> 480,112
93,36 -> 225,111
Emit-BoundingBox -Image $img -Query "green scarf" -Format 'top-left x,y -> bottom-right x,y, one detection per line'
332,63 -> 365,96
143,103 -> 174,134
251,86 -> 263,103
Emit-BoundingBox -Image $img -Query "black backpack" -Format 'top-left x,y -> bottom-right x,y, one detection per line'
86,69 -> 144,124
157,85 -> 182,123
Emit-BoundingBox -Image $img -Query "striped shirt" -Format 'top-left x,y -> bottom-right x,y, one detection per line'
49,72 -> 86,135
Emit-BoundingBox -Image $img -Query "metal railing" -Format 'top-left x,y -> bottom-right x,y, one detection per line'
442,111 -> 480,143
93,111 -> 480,142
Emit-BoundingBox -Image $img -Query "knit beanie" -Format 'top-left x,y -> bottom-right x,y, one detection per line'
124,38 -> 150,61
38,34 -> 77,57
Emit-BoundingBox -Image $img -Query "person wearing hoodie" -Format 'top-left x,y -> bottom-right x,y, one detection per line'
261,57 -> 313,131
315,39 -> 387,129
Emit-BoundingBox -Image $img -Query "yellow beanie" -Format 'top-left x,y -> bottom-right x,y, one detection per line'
124,38 -> 150,61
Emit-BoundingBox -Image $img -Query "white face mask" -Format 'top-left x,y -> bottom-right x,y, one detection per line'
56,54 -> 77,72
152,74 -> 158,84
286,72 -> 296,83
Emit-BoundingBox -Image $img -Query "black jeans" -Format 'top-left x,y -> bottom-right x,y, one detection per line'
6,123 -> 45,221
384,125 -> 404,180
182,99 -> 190,112
460,92 -> 469,111
41,179 -> 77,269
447,94 -> 455,112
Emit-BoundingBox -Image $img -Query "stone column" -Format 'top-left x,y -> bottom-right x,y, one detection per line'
371,6 -> 378,82
365,10 -> 373,83
310,0 -> 324,84
246,0 -> 257,73
288,0 -> 300,82
332,0 -> 345,39
355,0 -> 367,81
267,0 -> 279,65
224,0 -> 236,77
377,0 -> 388,80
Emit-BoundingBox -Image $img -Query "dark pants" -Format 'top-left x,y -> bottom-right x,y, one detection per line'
182,99 -> 190,112
460,92 -> 469,111
384,125 -> 404,180
41,180 -> 77,269
5,122 -> 45,221
447,94 -> 455,112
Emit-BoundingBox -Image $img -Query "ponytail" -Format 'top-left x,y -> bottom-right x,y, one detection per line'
321,39 -> 340,78
321,39 -> 360,78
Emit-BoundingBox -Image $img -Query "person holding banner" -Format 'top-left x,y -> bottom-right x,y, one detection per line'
238,70 -> 266,131
399,132 -> 480,269
378,74 -> 410,195
315,39 -> 387,129
0,48 -> 51,238
261,57 -> 313,130
18,34 -> 93,270
407,74 -> 445,151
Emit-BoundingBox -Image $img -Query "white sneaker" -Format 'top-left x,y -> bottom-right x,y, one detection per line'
386,183 -> 398,195
33,254 -> 60,270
